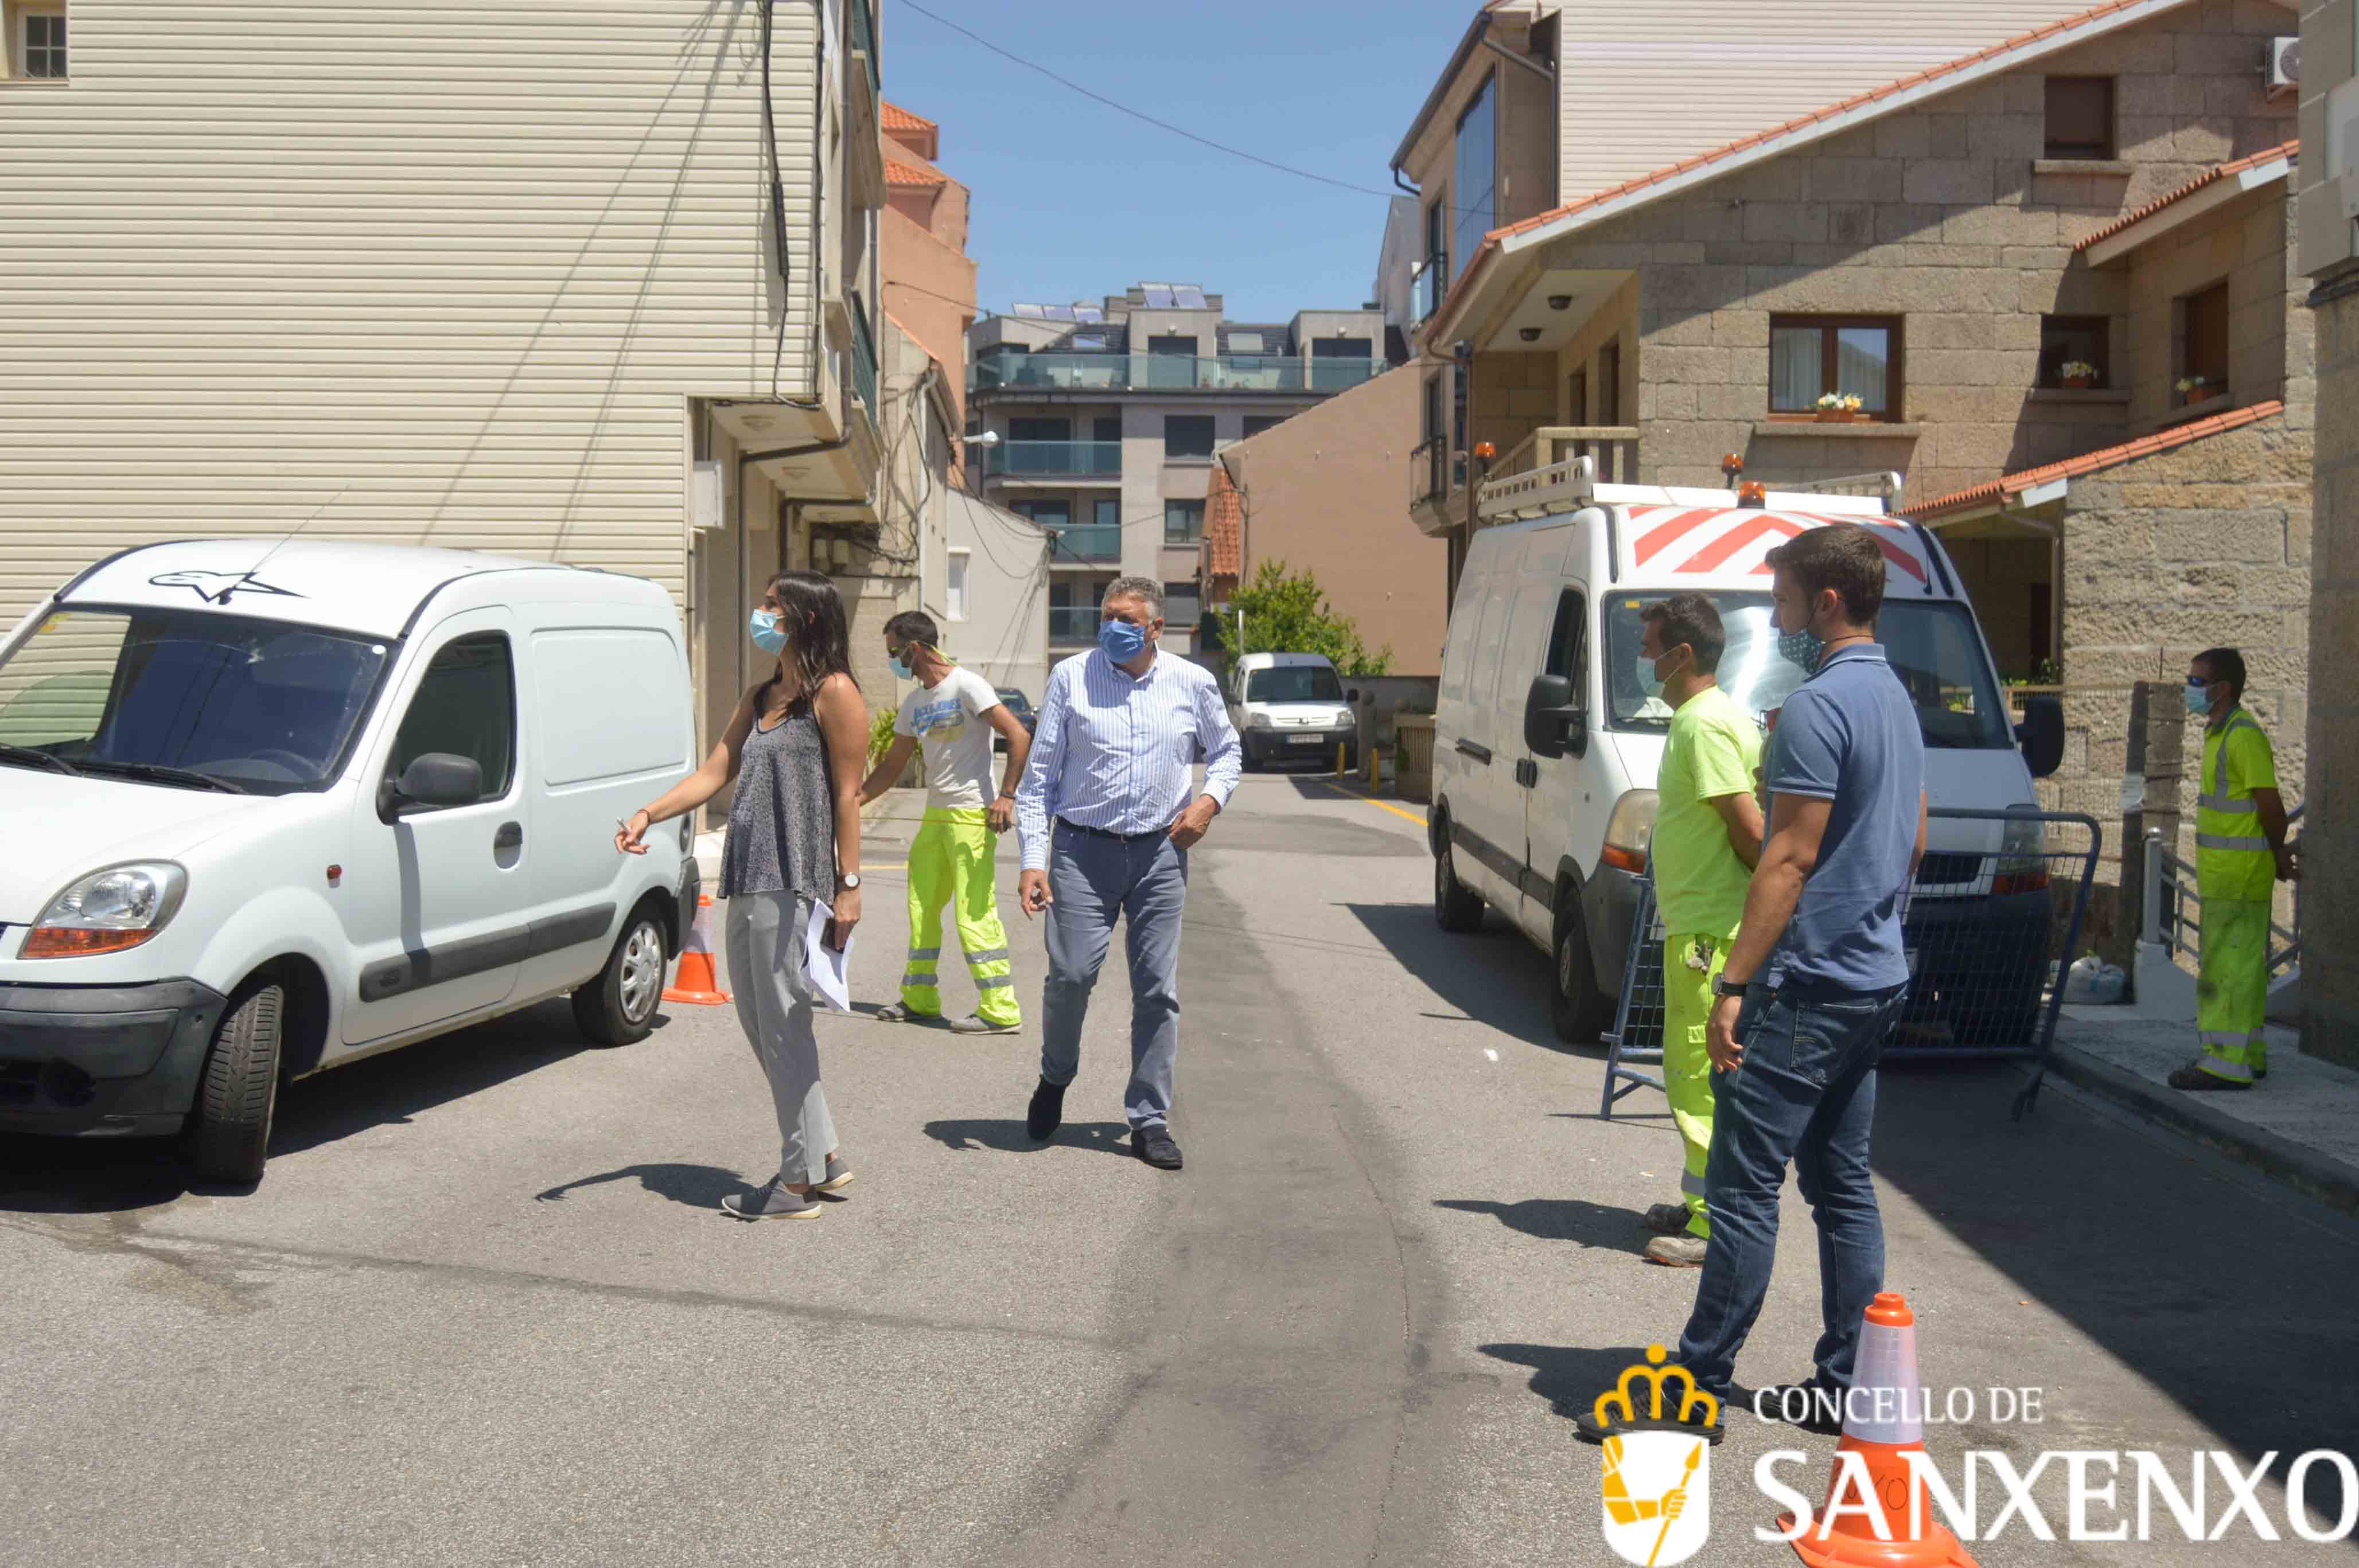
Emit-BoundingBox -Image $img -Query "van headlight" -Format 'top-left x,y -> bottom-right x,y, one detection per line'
1994,812 -> 2050,896
1247,712 -> 1275,730
1600,790 -> 1659,874
22,863 -> 188,959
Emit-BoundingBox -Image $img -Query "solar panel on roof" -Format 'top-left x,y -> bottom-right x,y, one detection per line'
1044,305 -> 1075,322
1173,286 -> 1208,309
1013,303 -> 1045,318
1073,306 -> 1104,323
1141,284 -> 1175,309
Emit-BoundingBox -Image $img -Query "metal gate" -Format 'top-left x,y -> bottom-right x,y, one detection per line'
1601,807 -> 2103,1120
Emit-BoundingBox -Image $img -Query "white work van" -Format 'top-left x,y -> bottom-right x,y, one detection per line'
0,540 -> 697,1182
1228,650 -> 1360,772
1431,462 -> 2063,1041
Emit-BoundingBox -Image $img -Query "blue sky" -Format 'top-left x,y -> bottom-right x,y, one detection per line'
882,0 -> 1473,324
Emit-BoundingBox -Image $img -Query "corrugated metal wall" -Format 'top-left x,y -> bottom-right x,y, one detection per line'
1555,3 -> 2121,201
0,0 -> 820,631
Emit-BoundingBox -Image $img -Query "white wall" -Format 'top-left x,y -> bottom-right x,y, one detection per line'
942,489 -> 1049,702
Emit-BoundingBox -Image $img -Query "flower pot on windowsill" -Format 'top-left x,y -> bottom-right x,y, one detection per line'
2181,386 -> 2214,407
1814,409 -> 1859,424
2061,376 -> 2095,391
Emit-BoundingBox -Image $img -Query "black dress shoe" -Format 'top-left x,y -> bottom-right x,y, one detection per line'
1027,1078 -> 1066,1141
1757,1380 -> 1847,1436
1134,1125 -> 1183,1169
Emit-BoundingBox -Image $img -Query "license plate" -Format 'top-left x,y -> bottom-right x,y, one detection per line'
1289,735 -> 1324,747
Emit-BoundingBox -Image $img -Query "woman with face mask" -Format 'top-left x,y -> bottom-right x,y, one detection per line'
617,571 -> 869,1220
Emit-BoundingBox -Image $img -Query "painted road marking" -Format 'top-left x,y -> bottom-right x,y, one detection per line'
1317,781 -> 1429,827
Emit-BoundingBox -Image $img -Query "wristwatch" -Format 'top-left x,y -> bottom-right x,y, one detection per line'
1713,973 -> 1752,1000
838,873 -> 862,890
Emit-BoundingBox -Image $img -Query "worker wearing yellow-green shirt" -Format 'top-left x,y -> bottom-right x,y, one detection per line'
2169,647 -> 2299,1091
1637,595 -> 1765,1267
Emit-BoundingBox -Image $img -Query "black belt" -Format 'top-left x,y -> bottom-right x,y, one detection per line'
1057,817 -> 1163,843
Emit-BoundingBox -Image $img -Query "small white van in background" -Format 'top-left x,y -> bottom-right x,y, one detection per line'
1431,461 -> 2064,1042
1227,651 -> 1360,773
0,540 -> 697,1183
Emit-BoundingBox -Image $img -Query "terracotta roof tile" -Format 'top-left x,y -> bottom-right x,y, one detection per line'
2073,139 -> 2298,251
1424,0 -> 2177,346
881,103 -> 937,134
885,158 -> 948,188
1905,400 -> 2286,518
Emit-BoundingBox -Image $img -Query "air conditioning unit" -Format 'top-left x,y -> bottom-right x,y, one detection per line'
2267,36 -> 2298,96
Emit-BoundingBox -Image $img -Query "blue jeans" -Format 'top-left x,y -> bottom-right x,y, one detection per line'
1675,982 -> 1906,1399
1040,823 -> 1189,1129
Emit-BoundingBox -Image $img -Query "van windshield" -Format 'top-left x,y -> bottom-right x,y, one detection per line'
1602,592 -> 2012,750
1247,665 -> 1344,704
0,606 -> 391,794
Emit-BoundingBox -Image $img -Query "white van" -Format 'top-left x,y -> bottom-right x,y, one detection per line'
0,540 -> 697,1182
1227,651 -> 1360,772
1431,463 -> 2063,1041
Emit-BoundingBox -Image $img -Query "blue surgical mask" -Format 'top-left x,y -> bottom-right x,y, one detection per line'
888,651 -> 914,681
1099,618 -> 1149,664
749,609 -> 786,654
1634,653 -> 1664,700
1777,626 -> 1826,673
2185,682 -> 2213,717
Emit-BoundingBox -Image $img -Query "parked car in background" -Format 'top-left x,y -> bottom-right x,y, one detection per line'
1227,651 -> 1358,773
992,687 -> 1036,750
0,540 -> 697,1184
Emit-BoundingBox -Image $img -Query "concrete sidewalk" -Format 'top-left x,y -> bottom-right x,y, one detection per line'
2043,1007 -> 2359,1216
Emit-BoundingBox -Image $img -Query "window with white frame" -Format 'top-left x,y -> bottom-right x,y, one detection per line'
11,6 -> 65,79
947,549 -> 970,621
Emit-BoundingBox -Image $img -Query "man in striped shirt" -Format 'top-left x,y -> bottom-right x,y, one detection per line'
1014,576 -> 1243,1170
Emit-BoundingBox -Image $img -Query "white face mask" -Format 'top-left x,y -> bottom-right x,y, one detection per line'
1634,652 -> 1664,699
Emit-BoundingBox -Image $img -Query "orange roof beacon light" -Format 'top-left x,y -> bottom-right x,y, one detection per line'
1737,481 -> 1768,509
1720,453 -> 1745,481
1473,441 -> 1497,461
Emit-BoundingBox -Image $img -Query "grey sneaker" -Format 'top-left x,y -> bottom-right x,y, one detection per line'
948,1013 -> 1021,1035
874,1003 -> 937,1024
722,1178 -> 823,1220
815,1154 -> 855,1193
1641,1202 -> 1693,1235
1645,1233 -> 1709,1268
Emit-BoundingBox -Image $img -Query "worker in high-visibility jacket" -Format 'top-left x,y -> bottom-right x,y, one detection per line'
2169,646 -> 2299,1091
1634,594 -> 1764,1267
858,611 -> 1032,1034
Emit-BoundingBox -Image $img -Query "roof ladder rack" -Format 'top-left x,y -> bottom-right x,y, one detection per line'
1478,454 -> 1597,521
1773,470 -> 1905,505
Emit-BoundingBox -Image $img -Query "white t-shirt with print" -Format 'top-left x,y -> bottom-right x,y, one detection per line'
894,665 -> 1004,809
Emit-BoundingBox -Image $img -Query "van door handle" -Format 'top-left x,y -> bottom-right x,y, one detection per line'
493,821 -> 523,852
1515,759 -> 1538,789
1456,739 -> 1493,765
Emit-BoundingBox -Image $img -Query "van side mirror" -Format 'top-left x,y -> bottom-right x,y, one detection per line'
380,752 -> 484,820
2015,694 -> 2064,779
1346,688 -> 1361,703
1523,673 -> 1587,760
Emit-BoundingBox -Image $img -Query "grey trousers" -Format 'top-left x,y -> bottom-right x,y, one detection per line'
725,891 -> 836,1186
1040,823 -> 1188,1130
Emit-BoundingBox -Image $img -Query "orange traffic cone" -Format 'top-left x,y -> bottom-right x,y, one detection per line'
1784,1292 -> 1979,1568
663,894 -> 733,1005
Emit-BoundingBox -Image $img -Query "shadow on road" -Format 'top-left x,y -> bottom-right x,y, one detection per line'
1342,899 -> 1594,1057
1435,1196 -> 1650,1258
1478,1342 -> 1665,1423
535,1161 -> 746,1210
0,997 -> 621,1214
924,1118 -> 1134,1157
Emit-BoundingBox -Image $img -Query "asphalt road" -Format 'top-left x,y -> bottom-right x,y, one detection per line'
5,774 -> 2357,1566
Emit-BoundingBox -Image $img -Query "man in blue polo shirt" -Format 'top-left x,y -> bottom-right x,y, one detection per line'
1676,523 -> 1926,1429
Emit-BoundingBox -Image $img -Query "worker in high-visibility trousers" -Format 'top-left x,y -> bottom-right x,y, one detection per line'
2169,646 -> 2299,1091
1634,594 -> 1764,1267
858,612 -> 1033,1034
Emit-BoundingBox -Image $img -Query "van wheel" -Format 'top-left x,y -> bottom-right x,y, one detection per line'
573,908 -> 667,1047
1434,824 -> 1484,933
187,981 -> 284,1185
1552,902 -> 1611,1044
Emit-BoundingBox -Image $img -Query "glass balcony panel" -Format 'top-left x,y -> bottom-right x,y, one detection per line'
989,440 -> 1123,476
1049,607 -> 1102,642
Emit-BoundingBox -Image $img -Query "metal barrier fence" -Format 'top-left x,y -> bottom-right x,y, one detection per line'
2143,804 -> 2304,980
1601,807 -> 2103,1122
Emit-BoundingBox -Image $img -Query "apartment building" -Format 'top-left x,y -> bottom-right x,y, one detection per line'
966,285 -> 1392,656
0,0 -> 893,790
1401,0 -> 2311,944
2297,0 -> 2357,1064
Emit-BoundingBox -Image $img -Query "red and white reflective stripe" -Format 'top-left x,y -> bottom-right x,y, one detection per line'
1620,506 -> 1930,584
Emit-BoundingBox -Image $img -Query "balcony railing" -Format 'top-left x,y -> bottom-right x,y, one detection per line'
972,354 -> 1386,395
850,298 -> 879,424
1410,436 -> 1459,506
1493,426 -> 1642,486
988,440 -> 1122,477
1049,607 -> 1101,642
1048,525 -> 1122,561
847,0 -> 879,95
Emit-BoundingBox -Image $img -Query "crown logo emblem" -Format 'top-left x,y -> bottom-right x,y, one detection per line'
1592,1345 -> 1721,1435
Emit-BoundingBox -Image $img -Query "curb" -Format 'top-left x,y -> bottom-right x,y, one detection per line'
2038,1043 -> 2359,1218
